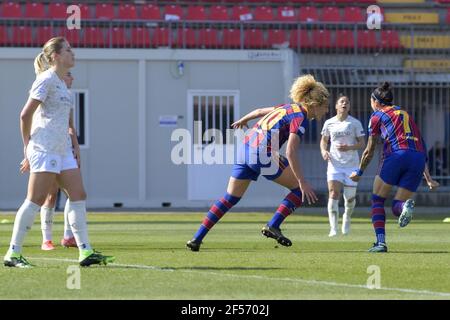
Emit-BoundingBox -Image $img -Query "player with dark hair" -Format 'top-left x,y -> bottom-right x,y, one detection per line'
350,82 -> 439,252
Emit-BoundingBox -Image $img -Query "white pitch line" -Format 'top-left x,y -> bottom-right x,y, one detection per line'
14,256 -> 450,298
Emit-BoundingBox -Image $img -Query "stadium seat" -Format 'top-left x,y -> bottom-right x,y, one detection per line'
244,29 -> 265,48
186,6 -> 206,21
299,7 -> 319,23
380,30 -> 401,49
1,2 -> 22,18
108,27 -> 130,47
342,7 -> 364,23
277,6 -> 297,22
61,28 -> 82,47
84,27 -> 106,47
357,30 -> 378,49
222,28 -> 241,48
0,26 -> 8,46
153,27 -> 171,47
176,28 -> 197,48
254,6 -> 274,21
289,29 -> 312,49
335,29 -> 355,49
75,4 -> 91,20
267,29 -> 288,47
140,4 -> 160,20
12,26 -> 33,46
447,9 -> 450,24
95,3 -> 115,20
312,29 -> 333,48
164,5 -> 183,21
321,7 -> 340,22
131,27 -> 151,47
230,6 -> 253,21
198,28 -> 219,48
48,2 -> 67,19
25,2 -> 46,18
209,5 -> 228,21
36,26 -> 55,46
118,4 -> 137,20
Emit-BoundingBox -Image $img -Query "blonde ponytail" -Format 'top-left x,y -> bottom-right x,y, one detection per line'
290,74 -> 329,110
34,52 -> 49,75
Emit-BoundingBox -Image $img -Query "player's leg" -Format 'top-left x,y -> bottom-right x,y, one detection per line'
57,168 -> 114,266
40,182 -> 59,250
327,180 -> 342,237
187,176 -> 251,251
61,196 -> 77,247
4,171 -> 56,267
342,168 -> 359,235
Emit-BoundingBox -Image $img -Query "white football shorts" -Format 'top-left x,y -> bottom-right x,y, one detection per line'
27,147 -> 78,174
327,163 -> 358,187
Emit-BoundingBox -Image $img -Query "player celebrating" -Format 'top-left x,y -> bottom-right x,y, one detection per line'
350,82 -> 439,252
320,96 -> 365,237
4,37 -> 114,267
186,74 -> 330,251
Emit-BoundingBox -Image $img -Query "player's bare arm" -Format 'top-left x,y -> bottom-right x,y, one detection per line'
231,106 -> 275,129
423,164 -> 440,190
320,135 -> 331,161
350,135 -> 378,182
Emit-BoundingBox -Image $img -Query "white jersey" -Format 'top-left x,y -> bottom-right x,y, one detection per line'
29,69 -> 73,156
321,115 -> 365,168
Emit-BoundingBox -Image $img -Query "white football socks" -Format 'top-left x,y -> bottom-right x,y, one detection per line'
40,206 -> 54,242
327,198 -> 339,236
7,199 -> 40,256
343,187 -> 357,234
67,200 -> 92,252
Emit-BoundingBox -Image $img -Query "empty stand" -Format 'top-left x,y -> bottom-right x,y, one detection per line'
299,7 -> 319,22
25,2 -> 45,19
164,5 -> 183,21
140,4 -> 160,20
343,7 -> 365,23
321,6 -> 340,22
230,6 -> 253,21
277,6 -> 296,22
1,2 -> 21,18
357,30 -> 378,49
95,3 -> 115,20
186,6 -> 207,21
335,29 -> 355,49
199,28 -> 219,48
209,5 -> 228,21
118,4 -> 137,20
0,26 -> 8,45
312,29 -> 333,48
254,6 -> 274,21
289,29 -> 313,49
244,29 -> 265,48
222,28 -> 241,48
153,27 -> 171,47
36,26 -> 55,46
48,2 -> 67,19
267,29 -> 288,47
12,25 -> 33,46
84,27 -> 106,47
380,30 -> 402,49
131,27 -> 151,48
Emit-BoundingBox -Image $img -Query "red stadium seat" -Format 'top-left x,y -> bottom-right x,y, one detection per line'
84,27 -> 106,47
140,4 -> 160,20
186,6 -> 206,21
0,26 -> 8,45
321,7 -> 340,22
447,9 -> 450,24
230,6 -> 253,21
277,6 -> 297,22
335,29 -> 355,49
25,2 -> 46,18
118,4 -> 137,20
95,3 -> 115,20
198,28 -> 219,48
108,27 -> 130,47
75,4 -> 91,20
36,26 -> 56,46
343,7 -> 364,23
312,29 -> 333,48
1,2 -> 22,18
289,29 -> 312,49
153,27 -> 171,47
267,29 -> 288,47
48,2 -> 67,19
380,30 -> 401,49
164,5 -> 183,21
299,7 -> 318,23
222,28 -> 241,48
244,29 -> 265,48
176,28 -> 197,48
357,30 -> 378,49
209,5 -> 228,21
12,26 -> 33,46
131,27 -> 151,47
61,28 -> 82,47
254,6 -> 274,21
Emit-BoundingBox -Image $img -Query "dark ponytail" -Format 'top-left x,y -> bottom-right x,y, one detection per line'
371,81 -> 393,105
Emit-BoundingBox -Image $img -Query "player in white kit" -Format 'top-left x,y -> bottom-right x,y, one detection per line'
320,96 -> 366,237
4,37 -> 114,268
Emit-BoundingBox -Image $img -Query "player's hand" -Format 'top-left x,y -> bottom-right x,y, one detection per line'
321,150 -> 331,161
231,119 -> 248,129
298,180 -> 318,205
427,179 -> 439,190
349,172 -> 360,182
19,158 -> 30,174
337,144 -> 350,152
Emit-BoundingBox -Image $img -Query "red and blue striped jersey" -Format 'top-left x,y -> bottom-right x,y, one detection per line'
368,105 -> 426,156
244,103 -> 308,152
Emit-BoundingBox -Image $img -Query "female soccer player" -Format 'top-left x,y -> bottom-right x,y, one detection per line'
187,75 -> 330,251
4,37 -> 114,267
350,82 -> 439,252
320,96 -> 365,237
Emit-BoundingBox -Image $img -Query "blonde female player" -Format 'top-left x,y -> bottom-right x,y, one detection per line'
320,96 -> 365,237
187,75 -> 330,251
27,71 -> 78,250
4,37 -> 114,267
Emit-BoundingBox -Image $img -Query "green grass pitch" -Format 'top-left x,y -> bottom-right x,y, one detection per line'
0,211 -> 449,300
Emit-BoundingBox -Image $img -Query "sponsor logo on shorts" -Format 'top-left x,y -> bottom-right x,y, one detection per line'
50,159 -> 57,168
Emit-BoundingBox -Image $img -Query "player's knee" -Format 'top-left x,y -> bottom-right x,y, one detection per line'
329,190 -> 340,200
